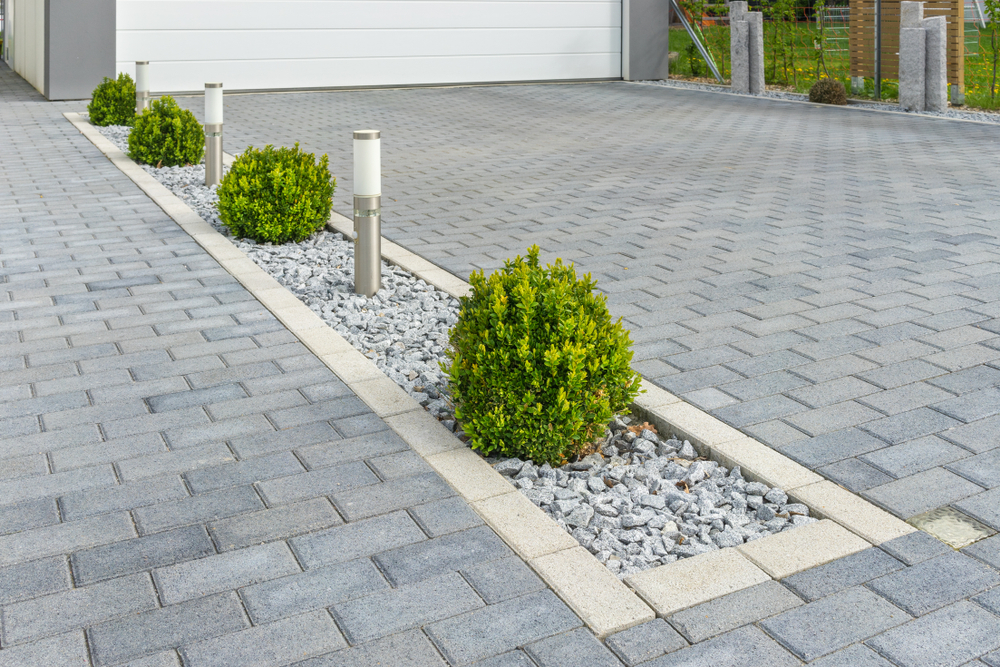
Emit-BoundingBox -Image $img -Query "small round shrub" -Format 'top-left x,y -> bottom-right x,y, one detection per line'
128,96 -> 204,167
88,73 -> 137,127
444,246 -> 642,466
216,143 -> 335,244
809,78 -> 847,105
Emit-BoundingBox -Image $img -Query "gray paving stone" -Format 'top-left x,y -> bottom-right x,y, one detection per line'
861,436 -> 970,479
294,431 -> 410,469
0,464 -> 118,507
861,407 -> 963,445
184,452 -> 306,493
759,586 -> 910,661
332,571 -> 484,645
0,498 -> 60,536
639,626 -> 800,667
332,412 -> 392,438
179,610 -> 346,667
257,461 -> 379,506
524,627 -> 623,667
133,485 -> 265,535
332,470 -> 455,522
105,650 -> 182,667
70,518 -> 212,582
367,449 -> 434,480
712,395 -> 807,428
963,534 -> 1000,569
667,580 -> 803,643
467,651 -> 536,667
460,556 -> 546,605
87,592 -> 250,666
375,525 -> 511,586
49,433 -> 168,472
605,619 -> 688,666
1,572 -> 158,646
240,558 -> 387,624
940,416 -> 1000,454
229,421 -> 342,459
948,448 -> 1000,488
426,589 -> 581,666
975,587 -> 1000,615
409,496 -> 484,537
209,497 -> 343,551
0,556 -> 71,605
164,414 -> 276,450
288,628 -> 446,667
153,541 -> 301,605
0,513 -> 136,568
795,643 -> 894,666
0,630 -> 91,667
779,427 -> 887,468
864,468 -> 986,518
60,475 -> 190,521
866,601 -> 1000,667
0,454 -> 48,482
878,530 -> 953,565
817,458 -> 895,492
290,511 -> 427,569
146,384 -> 247,413
866,552 -> 1000,617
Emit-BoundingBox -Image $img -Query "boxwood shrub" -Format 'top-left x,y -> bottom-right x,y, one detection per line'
88,73 -> 137,127
444,246 -> 642,466
127,96 -> 204,167
216,143 -> 335,244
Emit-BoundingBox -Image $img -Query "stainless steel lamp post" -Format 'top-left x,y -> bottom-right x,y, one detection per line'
135,62 -> 150,114
353,130 -> 381,297
204,83 -> 224,187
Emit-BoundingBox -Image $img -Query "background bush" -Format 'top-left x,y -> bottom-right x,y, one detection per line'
127,96 -> 204,167
216,144 -> 335,244
88,73 -> 136,127
444,246 -> 642,466
809,78 -> 847,104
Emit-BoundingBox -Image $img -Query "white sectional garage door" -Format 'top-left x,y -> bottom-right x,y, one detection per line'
116,1 -> 623,93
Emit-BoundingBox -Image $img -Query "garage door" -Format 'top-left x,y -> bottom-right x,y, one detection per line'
117,1 -> 623,93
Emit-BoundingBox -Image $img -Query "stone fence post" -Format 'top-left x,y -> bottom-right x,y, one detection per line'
729,1 -> 765,95
898,1 -> 948,112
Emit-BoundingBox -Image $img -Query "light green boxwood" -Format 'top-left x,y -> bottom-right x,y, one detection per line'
444,246 -> 642,466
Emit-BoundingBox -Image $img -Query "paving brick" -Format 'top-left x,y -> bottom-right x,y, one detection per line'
466,651 -> 536,667
426,589 -> 582,666
864,468 -> 986,518
60,475 -> 190,521
712,395 -> 807,428
604,619 -> 688,667
878,530 -> 953,565
332,412 -> 392,438
332,471 -> 455,522
458,556 -> 546,604
817,457 -> 895,492
805,643 -> 897,667
209,497 -> 343,551
133,485 -> 265,534
779,427 -> 887,468
146,384 -> 248,413
163,414 -> 275,450
947,448 -> 1000,488
332,571 -> 484,645
295,431 -> 409,470
409,496 -> 484,537
0,556 -> 71,605
524,627 -> 623,667
289,628 -> 446,667
784,400 -> 883,437
976,587 -> 1000,616
861,407 -> 963,445
759,586 -> 910,661
374,525 -> 511,586
0,464 -> 118,507
87,592 -> 250,666
940,416 -> 1000,454
267,396 -> 370,430
99,406 -> 212,441
0,498 -> 60,536
0,630 -> 91,667
0,513 -> 136,568
367,449 -> 434,480
184,452 -> 306,493
185,361 -> 281,389
962,534 -> 1000,569
71,525 -> 216,585
180,610 -> 345,667
1,572 -> 158,645
153,541 -> 301,605
866,601 -> 1000,667
667,581 -> 803,644
229,420 -> 342,459
639,625 -> 800,667
289,510 -> 427,569
49,433 -> 167,472
867,551 -> 1000,617
257,461 -> 379,506
861,436 -> 971,478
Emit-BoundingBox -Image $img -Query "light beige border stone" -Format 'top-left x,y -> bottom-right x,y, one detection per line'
531,546 -> 656,637
736,519 -> 871,579
626,548 -> 771,616
70,109 -> 915,639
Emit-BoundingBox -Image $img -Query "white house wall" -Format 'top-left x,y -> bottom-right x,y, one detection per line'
116,0 -> 623,92
9,0 -> 46,93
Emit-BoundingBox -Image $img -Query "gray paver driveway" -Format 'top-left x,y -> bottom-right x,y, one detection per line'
177,82 -> 1000,524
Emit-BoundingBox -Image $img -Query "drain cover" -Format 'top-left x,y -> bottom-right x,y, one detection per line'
908,507 -> 996,550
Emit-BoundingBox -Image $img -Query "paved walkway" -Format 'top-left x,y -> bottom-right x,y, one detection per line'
174,83 -> 1000,526
1,62 -> 999,666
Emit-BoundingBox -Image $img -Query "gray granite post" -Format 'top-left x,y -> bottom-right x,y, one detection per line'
900,1 -> 924,27
922,15 -> 948,112
747,12 -> 765,94
730,1 -> 748,22
731,20 -> 750,93
899,27 -> 927,110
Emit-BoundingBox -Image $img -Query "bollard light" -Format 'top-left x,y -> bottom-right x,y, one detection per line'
353,129 -> 381,297
135,62 -> 150,114
204,83 -> 224,187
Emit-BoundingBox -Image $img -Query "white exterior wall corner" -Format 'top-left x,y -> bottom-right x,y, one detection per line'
116,0 -> 624,93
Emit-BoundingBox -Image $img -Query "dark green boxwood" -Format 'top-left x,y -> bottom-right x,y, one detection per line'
88,73 -> 137,127
444,246 -> 642,466
216,144 -> 335,244
127,96 -> 204,167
